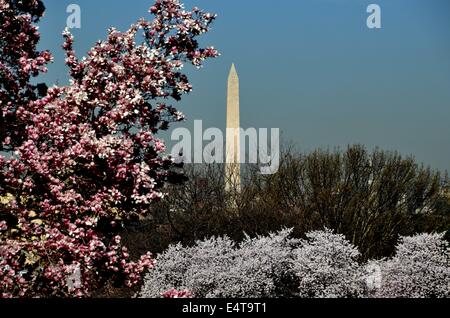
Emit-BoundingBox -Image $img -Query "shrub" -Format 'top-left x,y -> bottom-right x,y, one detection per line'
139,229 -> 299,298
375,233 -> 450,298
204,229 -> 299,298
139,229 -> 449,298
182,236 -> 237,298
292,228 -> 366,298
138,236 -> 234,298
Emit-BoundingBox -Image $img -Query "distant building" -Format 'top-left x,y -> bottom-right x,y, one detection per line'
225,64 -> 241,193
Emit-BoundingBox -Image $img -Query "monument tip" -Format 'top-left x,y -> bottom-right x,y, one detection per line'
229,63 -> 238,78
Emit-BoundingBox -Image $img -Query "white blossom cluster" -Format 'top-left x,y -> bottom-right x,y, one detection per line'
139,229 -> 449,298
293,229 -> 366,298
375,233 -> 449,298
138,229 -> 298,298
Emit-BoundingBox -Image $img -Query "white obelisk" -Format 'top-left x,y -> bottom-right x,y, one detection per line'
225,64 -> 241,192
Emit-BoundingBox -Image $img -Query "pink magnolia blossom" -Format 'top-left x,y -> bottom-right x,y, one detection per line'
0,0 -> 52,151
162,288 -> 193,298
1,0 -> 218,297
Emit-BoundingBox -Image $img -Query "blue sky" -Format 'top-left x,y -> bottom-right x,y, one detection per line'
36,0 -> 450,171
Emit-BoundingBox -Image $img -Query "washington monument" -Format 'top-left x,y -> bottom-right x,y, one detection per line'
225,63 -> 241,192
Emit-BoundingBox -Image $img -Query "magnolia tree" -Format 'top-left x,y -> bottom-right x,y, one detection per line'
0,0 -> 51,150
0,0 -> 218,297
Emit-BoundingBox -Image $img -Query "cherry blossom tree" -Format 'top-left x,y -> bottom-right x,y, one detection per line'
375,233 -> 449,298
139,229 -> 448,298
139,229 -> 300,298
292,229 -> 366,298
0,0 -> 218,297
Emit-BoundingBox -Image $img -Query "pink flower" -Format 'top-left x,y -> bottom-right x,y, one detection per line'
0,221 -> 8,231
0,0 -> 217,298
162,288 -> 193,299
